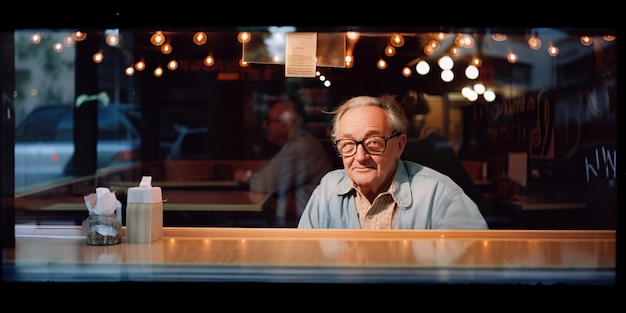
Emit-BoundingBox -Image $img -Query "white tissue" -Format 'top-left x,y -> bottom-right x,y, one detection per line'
84,187 -> 122,216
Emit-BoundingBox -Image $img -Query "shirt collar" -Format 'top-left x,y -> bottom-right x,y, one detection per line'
336,159 -> 413,209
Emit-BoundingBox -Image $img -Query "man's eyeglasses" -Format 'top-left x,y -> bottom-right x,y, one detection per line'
333,133 -> 400,157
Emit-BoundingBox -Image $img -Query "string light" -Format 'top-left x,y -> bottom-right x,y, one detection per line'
63,36 -> 75,47
52,42 -> 63,52
135,59 -> 146,71
580,36 -> 593,46
151,31 -> 165,46
390,33 -> 404,47
193,32 -> 207,45
93,51 -> 103,63
528,34 -> 542,50
548,45 -> 559,56
125,66 -> 135,76
377,58 -> 387,69
154,65 -> 163,77
237,31 -> 251,44
507,51 -> 518,63
384,45 -> 396,57
204,55 -> 215,67
45,29 -> 580,80
72,31 -> 87,41
105,33 -> 120,47
161,43 -> 172,54
402,67 -> 412,77
167,60 -> 178,70
29,33 -> 42,44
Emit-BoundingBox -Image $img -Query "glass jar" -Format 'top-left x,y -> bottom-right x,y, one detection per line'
84,213 -> 122,246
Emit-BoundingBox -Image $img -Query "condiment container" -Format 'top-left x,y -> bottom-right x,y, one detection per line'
126,176 -> 163,243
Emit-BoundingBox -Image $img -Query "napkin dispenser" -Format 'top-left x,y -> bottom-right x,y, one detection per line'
126,176 -> 163,243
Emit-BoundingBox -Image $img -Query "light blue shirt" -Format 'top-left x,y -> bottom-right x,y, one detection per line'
298,159 -> 489,229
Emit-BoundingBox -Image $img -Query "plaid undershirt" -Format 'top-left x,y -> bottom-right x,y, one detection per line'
354,182 -> 398,229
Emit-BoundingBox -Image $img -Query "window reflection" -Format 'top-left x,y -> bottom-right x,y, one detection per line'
8,27 -> 617,230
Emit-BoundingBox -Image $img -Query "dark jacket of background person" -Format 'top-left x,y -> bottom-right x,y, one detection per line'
398,90 -> 499,224
234,98 -> 333,225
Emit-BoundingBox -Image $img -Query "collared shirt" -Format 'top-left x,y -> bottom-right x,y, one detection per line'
354,182 -> 398,229
298,159 -> 489,229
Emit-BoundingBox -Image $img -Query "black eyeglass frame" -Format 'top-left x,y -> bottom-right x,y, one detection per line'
332,132 -> 401,157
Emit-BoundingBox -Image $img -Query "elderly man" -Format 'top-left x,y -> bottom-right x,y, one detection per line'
298,95 -> 488,229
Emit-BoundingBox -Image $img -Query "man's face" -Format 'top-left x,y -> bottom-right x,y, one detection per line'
262,104 -> 289,146
336,106 -> 405,193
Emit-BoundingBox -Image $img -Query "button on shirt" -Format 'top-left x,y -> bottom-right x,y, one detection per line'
298,159 -> 489,229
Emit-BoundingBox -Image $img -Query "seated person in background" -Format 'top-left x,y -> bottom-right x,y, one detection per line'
397,90 -> 497,223
234,97 -> 333,226
298,95 -> 488,229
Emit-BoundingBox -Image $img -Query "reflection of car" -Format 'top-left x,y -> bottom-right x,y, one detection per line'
14,102 -> 142,190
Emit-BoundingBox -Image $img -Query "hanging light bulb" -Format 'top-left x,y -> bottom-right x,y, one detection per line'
167,60 -> 178,70
154,66 -> 163,77
239,58 -> 249,67
93,51 -> 103,63
52,42 -> 63,52
548,45 -> 559,56
390,33 -> 404,47
507,51 -> 518,63
63,36 -> 75,47
580,36 -> 593,46
345,54 -> 354,68
237,31 -> 251,44
125,66 -> 135,76
29,32 -> 42,44
402,67 -> 412,77
471,56 -> 482,67
528,35 -> 542,50
423,44 -> 435,56
377,58 -> 387,69
72,31 -> 87,41
346,31 -> 360,41
160,43 -> 172,54
449,46 -> 460,57
427,39 -> 440,51
135,59 -> 145,71
491,33 -> 507,41
151,31 -> 165,46
193,31 -> 207,45
204,55 -> 215,67
105,33 -> 120,47
384,45 -> 396,57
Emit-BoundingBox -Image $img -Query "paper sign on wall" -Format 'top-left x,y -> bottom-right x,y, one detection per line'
285,32 -> 317,77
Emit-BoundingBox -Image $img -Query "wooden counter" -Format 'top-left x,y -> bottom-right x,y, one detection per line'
3,226 -> 616,285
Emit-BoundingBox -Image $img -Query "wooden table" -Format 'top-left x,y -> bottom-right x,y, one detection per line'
3,226 -> 616,285
107,180 -> 241,192
14,190 -> 272,226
